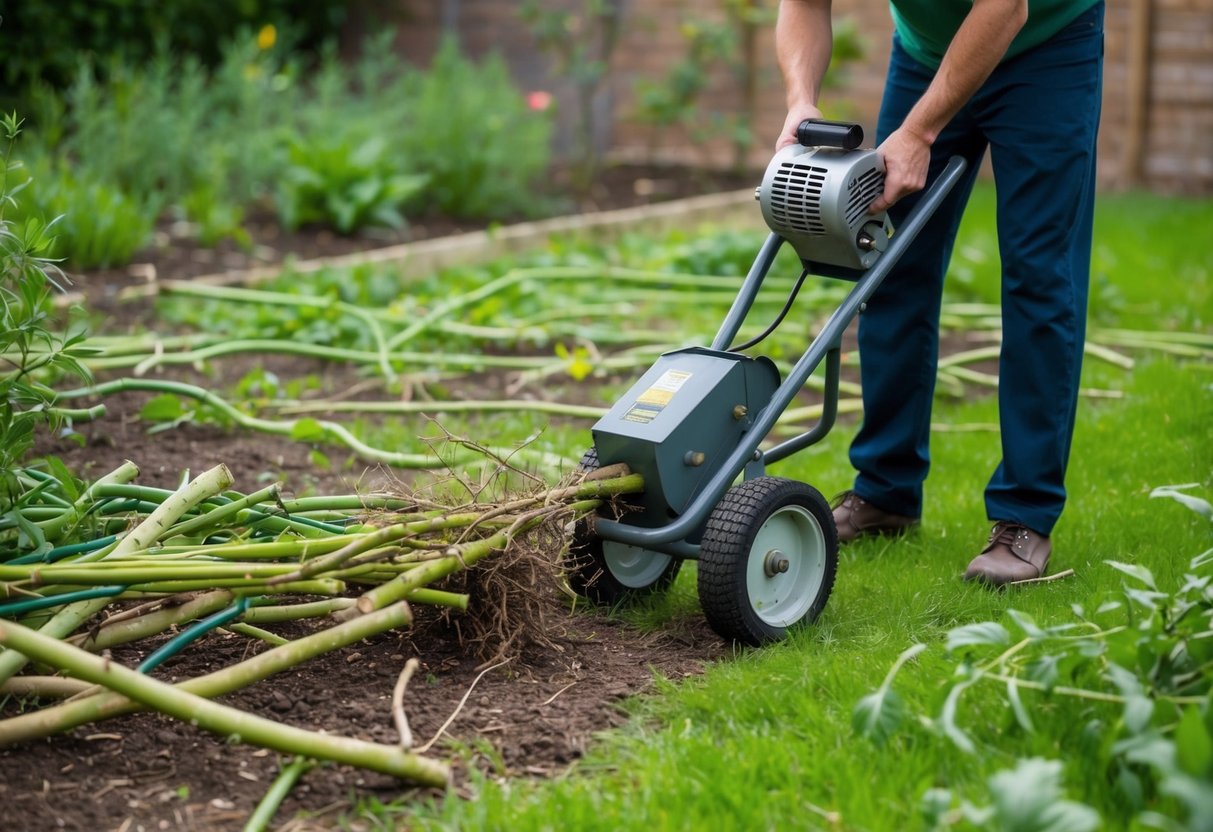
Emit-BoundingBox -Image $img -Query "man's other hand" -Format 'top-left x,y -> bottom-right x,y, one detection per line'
869,125 -> 933,213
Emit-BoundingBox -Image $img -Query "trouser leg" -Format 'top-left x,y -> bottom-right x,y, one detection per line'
975,3 -> 1104,534
849,38 -> 985,518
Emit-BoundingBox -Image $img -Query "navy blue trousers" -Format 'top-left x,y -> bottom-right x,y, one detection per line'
849,3 -> 1104,535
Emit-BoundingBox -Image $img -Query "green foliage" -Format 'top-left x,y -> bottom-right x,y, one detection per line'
401,39 -> 554,220
0,0 -> 345,108
10,157 -> 158,270
860,488 -> 1213,831
179,179 -> 252,250
0,115 -> 91,500
14,29 -> 554,265
922,758 -> 1102,832
277,135 -> 428,234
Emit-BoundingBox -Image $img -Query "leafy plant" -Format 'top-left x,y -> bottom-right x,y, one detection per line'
11,156 -> 158,269
0,114 -> 92,500
856,484 -> 1213,831
180,178 -> 252,249
276,134 -> 428,234
401,38 -> 553,220
921,758 -> 1101,832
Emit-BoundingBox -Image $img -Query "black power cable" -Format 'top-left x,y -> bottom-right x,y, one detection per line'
727,266 -> 811,353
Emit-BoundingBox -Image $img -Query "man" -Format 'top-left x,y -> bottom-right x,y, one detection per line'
775,0 -> 1104,584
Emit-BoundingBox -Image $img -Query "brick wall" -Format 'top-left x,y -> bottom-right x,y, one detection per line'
371,0 -> 1213,194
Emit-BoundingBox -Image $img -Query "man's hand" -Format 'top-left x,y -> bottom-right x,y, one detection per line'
869,125 -> 933,213
865,0 -> 1026,214
776,104 -> 825,151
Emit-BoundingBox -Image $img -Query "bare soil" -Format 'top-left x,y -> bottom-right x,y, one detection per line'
3,166 -> 756,832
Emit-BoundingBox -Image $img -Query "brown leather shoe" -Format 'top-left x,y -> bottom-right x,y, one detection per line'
964,521 -> 1052,586
832,491 -> 919,543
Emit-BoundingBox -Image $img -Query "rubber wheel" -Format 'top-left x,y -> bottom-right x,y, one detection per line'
563,448 -> 682,605
697,476 -> 837,646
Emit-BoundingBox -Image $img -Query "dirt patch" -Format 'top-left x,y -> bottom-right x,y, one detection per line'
0,605 -> 725,832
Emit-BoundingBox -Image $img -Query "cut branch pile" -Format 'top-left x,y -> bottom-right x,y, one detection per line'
0,459 -> 643,789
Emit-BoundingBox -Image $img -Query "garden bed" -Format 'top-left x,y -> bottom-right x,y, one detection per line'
6,177 -> 764,831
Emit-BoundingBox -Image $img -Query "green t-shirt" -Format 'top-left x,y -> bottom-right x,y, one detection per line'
889,0 -> 1100,69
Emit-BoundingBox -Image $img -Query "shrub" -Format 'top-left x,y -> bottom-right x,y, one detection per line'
400,39 -> 553,220
0,115 -> 91,492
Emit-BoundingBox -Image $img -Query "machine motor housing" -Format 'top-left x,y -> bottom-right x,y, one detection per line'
591,347 -> 780,538
758,144 -> 892,273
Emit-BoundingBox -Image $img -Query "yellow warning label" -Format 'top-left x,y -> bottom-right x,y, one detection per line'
636,388 -> 674,406
621,370 -> 692,425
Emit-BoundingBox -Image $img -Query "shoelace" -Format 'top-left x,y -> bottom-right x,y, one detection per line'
988,522 -> 1032,560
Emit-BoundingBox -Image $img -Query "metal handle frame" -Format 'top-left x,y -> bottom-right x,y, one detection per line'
594,156 -> 969,554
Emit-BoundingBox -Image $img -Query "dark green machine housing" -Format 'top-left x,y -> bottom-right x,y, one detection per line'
591,347 -> 780,535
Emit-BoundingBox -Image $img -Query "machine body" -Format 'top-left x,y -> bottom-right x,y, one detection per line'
568,120 -> 969,645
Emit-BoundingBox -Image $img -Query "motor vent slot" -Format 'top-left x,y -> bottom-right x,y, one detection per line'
769,162 -> 828,235
845,168 -> 885,227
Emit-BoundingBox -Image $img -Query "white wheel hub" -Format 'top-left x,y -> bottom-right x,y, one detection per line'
746,504 -> 827,627
602,541 -> 675,589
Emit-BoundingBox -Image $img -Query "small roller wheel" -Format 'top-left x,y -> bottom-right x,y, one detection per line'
564,449 -> 682,605
697,476 -> 837,646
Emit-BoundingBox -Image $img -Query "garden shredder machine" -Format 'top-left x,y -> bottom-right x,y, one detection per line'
566,120 -> 967,645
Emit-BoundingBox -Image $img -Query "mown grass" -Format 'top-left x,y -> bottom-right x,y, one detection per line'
336,186 -> 1213,830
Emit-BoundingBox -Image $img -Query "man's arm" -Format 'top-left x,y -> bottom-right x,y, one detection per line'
870,0 -> 1027,212
775,0 -> 834,150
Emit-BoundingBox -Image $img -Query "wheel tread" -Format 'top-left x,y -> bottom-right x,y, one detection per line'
697,477 -> 838,646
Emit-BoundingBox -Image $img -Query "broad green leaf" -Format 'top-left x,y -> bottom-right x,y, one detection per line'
1106,560 -> 1158,590
1026,654 -> 1062,690
852,686 -> 906,746
986,757 -> 1101,832
1158,771 -> 1213,830
1116,732 -> 1176,771
1108,664 -> 1155,733
1007,676 -> 1035,733
140,393 -> 185,422
1175,706 -> 1213,777
946,621 -> 1010,651
1150,483 -> 1213,521
919,788 -> 953,831
289,418 -> 328,443
1007,609 -> 1045,639
940,679 -> 977,753
1114,762 -> 1145,811
43,455 -> 80,502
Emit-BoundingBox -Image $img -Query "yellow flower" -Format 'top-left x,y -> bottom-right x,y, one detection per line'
257,24 -> 277,51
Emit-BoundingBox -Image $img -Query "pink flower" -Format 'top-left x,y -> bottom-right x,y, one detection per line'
526,91 -> 554,112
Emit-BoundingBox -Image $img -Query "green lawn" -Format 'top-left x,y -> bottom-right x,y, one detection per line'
373,188 -> 1213,831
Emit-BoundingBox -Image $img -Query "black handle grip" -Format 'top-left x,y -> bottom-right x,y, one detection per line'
796,119 -> 864,150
